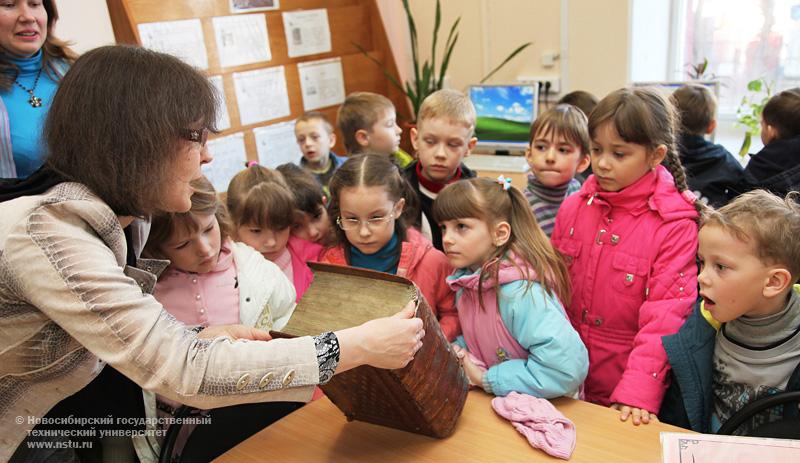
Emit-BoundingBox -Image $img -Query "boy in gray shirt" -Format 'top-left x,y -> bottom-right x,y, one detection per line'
660,190 -> 800,433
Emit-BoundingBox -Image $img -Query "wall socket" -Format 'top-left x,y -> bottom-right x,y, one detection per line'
517,75 -> 561,95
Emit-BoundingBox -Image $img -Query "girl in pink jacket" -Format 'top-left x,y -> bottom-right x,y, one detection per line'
320,154 -> 459,341
551,88 -> 704,425
227,164 -> 323,301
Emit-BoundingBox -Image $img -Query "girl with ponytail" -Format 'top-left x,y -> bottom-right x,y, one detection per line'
433,177 -> 588,398
551,87 -> 704,425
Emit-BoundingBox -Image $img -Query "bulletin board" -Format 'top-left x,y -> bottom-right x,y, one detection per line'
105,0 -> 411,190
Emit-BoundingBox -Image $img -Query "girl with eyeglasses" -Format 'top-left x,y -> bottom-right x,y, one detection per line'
321,154 -> 459,341
226,163 -> 323,301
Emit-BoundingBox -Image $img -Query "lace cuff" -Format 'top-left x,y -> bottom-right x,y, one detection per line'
313,331 -> 340,385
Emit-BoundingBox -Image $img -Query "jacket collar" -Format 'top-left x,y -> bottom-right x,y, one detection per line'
447,253 -> 536,291
579,165 -> 698,221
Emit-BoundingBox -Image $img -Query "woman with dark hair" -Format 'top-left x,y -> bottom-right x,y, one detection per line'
0,45 -> 423,462
0,0 -> 76,178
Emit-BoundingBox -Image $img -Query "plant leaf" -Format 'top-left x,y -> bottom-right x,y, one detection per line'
437,16 -> 460,89
480,42 -> 533,84
402,0 -> 421,92
739,132 -> 751,159
747,79 -> 762,92
430,0 -> 442,87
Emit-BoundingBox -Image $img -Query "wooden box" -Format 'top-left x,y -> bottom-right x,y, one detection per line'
271,262 -> 469,438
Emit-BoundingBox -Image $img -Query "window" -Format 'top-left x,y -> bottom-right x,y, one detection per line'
677,0 -> 800,114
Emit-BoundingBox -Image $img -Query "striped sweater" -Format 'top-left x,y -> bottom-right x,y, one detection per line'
524,174 -> 581,237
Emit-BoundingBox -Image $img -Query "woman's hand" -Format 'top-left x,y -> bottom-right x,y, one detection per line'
196,324 -> 272,341
335,301 -> 424,372
610,403 -> 658,425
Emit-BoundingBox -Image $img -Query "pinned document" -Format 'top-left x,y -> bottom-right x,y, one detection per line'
138,19 -> 209,70
282,9 -> 332,58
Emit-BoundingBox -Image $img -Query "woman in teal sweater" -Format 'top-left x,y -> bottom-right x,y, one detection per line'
0,0 -> 75,178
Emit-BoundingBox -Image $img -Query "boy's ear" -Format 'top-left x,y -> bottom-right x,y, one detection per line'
576,154 -> 591,173
466,137 -> 477,155
705,119 -> 717,135
492,221 -> 511,247
762,123 -> 779,144
650,144 -> 668,168
410,126 -> 419,150
355,129 -> 370,148
328,132 -> 337,149
763,267 -> 793,299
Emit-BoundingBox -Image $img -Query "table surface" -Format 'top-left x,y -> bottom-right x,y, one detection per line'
215,390 -> 690,462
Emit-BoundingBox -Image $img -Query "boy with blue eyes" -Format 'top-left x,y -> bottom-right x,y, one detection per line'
405,89 -> 478,251
523,104 -> 591,237
294,111 -> 345,194
660,190 -> 800,434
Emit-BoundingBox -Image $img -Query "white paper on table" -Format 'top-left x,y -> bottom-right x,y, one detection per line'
229,0 -> 279,14
212,14 -> 272,68
233,66 -> 290,126
297,57 -> 345,111
202,132 -> 248,192
282,9 -> 332,58
253,121 -> 303,168
208,75 -> 231,131
138,19 -> 208,70
660,432 -> 800,463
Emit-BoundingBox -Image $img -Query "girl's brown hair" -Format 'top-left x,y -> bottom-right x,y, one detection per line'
144,176 -> 231,261
529,104 -> 591,155
327,154 -> 418,263
432,178 -> 572,309
226,164 -> 295,231
0,0 -> 78,91
588,87 -> 706,216
45,45 -> 218,217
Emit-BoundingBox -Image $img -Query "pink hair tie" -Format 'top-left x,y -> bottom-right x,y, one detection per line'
682,189 -> 697,203
246,160 -> 259,168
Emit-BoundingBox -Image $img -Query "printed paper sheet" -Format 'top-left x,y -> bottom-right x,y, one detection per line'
254,121 -> 302,168
213,14 -> 272,68
202,132 -> 248,192
282,9 -> 332,58
233,66 -> 290,126
138,19 -> 209,69
298,57 -> 345,111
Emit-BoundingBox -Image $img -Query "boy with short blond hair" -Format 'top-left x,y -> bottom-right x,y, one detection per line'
405,89 -> 478,250
660,190 -> 800,434
336,91 -> 413,167
671,84 -> 742,208
294,111 -> 345,191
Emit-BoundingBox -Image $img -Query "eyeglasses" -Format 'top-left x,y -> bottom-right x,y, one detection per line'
180,127 -> 209,147
336,212 -> 396,231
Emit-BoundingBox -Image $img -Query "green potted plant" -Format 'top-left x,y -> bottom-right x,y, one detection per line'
736,78 -> 773,158
355,0 -> 532,119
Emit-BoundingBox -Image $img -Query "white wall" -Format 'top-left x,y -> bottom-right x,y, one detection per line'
53,0 -> 115,53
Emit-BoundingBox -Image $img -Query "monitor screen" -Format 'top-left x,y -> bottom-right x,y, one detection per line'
469,84 -> 538,154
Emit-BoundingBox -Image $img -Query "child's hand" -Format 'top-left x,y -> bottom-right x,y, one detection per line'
610,403 -> 658,425
451,343 -> 466,362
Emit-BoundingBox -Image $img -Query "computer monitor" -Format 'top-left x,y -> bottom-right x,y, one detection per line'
468,84 -> 538,155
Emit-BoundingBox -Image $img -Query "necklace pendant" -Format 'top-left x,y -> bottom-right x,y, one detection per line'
28,95 -> 42,108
